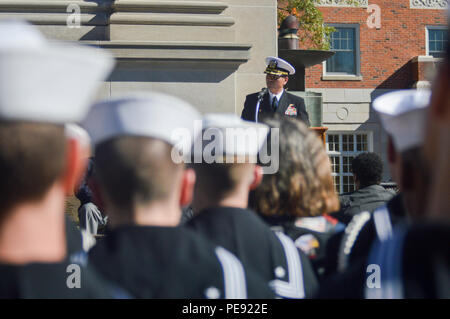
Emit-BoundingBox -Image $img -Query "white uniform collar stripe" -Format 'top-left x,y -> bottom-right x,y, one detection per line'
215,246 -> 247,299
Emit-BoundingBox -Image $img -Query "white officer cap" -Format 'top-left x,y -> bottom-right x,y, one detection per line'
372,89 -> 431,152
83,92 -> 202,156
192,113 -> 269,162
265,56 -> 295,76
0,20 -> 115,124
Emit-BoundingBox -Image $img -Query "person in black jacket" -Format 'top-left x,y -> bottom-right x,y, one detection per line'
241,56 -> 310,125
324,90 -> 433,276
332,152 -> 395,225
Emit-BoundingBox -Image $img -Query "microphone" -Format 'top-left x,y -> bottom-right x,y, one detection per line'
255,88 -> 267,123
257,88 -> 268,102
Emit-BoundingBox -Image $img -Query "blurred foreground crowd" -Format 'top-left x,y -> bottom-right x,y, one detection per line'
0,20 -> 448,299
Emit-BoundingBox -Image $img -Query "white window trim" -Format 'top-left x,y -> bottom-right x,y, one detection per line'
425,25 -> 448,57
323,24 -> 361,80
326,131 -> 373,194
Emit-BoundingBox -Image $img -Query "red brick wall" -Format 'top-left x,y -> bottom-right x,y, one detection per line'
305,0 -> 446,89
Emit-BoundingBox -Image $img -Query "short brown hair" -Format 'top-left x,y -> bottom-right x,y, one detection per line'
190,161 -> 253,203
0,121 -> 67,217
94,136 -> 183,214
253,115 -> 339,218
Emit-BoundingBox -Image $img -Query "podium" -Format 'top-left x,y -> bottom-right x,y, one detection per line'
310,127 -> 328,146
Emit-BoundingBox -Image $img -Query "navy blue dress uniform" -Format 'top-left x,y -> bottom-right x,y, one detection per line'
89,225 -> 274,299
317,222 -> 450,299
186,114 -> 318,298
83,94 -> 274,299
242,90 -> 310,125
0,21 -> 122,298
187,207 -> 319,298
0,259 -> 129,299
241,57 -> 310,125
324,89 -> 432,276
324,194 -> 406,275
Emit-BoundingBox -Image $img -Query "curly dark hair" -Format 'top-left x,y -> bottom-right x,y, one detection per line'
253,115 -> 339,218
351,152 -> 383,188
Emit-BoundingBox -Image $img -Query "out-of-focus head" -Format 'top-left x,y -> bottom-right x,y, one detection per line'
373,89 -> 432,219
190,113 -> 269,212
0,20 -> 114,219
253,115 -> 339,218
373,89 -> 431,155
351,153 -> 383,189
83,92 -> 201,225
0,20 -> 114,124
422,8 -> 450,219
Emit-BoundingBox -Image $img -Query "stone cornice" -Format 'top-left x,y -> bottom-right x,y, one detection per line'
0,12 -> 108,25
110,13 -> 234,27
113,1 -> 228,14
0,0 -> 229,14
83,41 -> 251,65
0,1 -> 110,13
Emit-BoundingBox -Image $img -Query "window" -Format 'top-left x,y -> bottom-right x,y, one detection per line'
326,132 -> 371,194
427,26 -> 448,58
325,25 -> 360,76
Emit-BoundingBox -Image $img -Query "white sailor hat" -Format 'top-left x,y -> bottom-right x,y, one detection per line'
83,92 -> 202,155
0,20 -> 114,124
372,89 -> 431,152
264,56 -> 295,76
193,113 -> 269,161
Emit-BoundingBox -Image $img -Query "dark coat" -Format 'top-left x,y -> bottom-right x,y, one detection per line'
186,206 -> 319,298
0,260 -> 128,298
317,222 -> 450,299
241,90 -> 310,126
88,225 -> 274,299
333,184 -> 396,225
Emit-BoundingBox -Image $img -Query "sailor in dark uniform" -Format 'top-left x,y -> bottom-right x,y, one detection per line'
324,89 -> 432,276
83,94 -> 273,299
241,56 -> 310,125
0,20 -> 124,298
186,114 -> 318,298
318,222 -> 450,299
321,12 -> 450,299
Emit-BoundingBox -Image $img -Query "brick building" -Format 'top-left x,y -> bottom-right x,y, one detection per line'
304,0 -> 448,193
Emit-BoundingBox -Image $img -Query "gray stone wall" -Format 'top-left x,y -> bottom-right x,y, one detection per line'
307,88 -> 396,182
0,0 -> 278,114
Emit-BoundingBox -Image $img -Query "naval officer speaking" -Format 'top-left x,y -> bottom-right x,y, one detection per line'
241,56 -> 310,125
